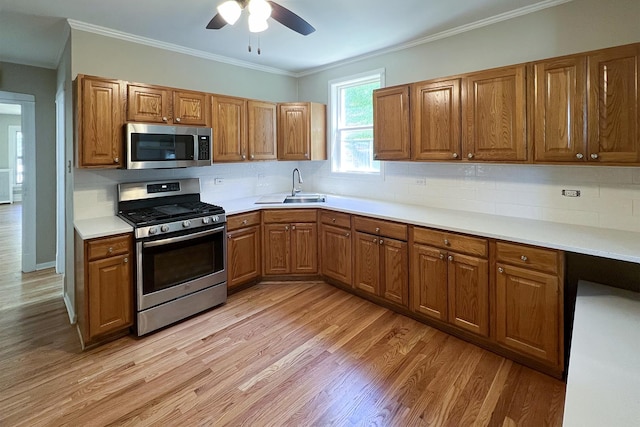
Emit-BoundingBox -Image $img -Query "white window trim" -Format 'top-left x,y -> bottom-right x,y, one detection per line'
328,68 -> 386,178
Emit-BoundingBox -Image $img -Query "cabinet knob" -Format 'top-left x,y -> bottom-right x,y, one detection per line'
292,225 -> 296,230
345,232 -> 350,237
375,227 -> 380,233
250,154 -> 255,160
305,152 -> 309,158
162,116 -> 168,122
439,253 -> 445,260
591,153 -> 599,159
448,255 -> 453,262
374,153 -> 378,159
498,267 -> 504,274
379,239 -> 384,245
285,225 -> 290,231
108,247 -> 113,254
241,154 -> 246,160
331,218 -> 336,223
373,238 -> 378,243
227,235 -> 231,239
576,153 -> 584,159
242,219 -> 248,225
175,117 -> 181,123
452,153 -> 458,159
114,157 -> 119,163
467,153 -> 474,159
444,239 -> 450,246
520,255 -> 528,262
124,257 -> 128,263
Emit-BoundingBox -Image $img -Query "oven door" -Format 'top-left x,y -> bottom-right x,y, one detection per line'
136,225 -> 226,311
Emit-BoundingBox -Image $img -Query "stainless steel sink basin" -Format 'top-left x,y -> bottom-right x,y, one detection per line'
283,193 -> 326,203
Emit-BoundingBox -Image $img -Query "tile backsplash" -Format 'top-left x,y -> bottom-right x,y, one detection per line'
75,160 -> 640,233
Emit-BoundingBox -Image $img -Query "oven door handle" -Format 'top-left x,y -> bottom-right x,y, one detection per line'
142,226 -> 225,248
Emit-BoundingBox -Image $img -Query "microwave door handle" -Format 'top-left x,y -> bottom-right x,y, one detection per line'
142,226 -> 225,248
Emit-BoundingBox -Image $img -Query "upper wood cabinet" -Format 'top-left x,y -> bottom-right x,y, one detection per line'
411,78 -> 462,161
212,97 -> 277,162
127,84 -> 208,126
463,65 -> 527,162
373,85 -> 411,160
76,75 -> 125,168
587,44 -> 640,163
532,56 -> 587,162
277,102 -> 327,161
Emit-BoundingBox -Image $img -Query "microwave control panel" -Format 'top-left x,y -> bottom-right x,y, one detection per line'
198,136 -> 211,161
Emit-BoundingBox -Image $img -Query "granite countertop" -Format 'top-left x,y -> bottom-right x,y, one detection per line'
563,281 -> 640,426
213,193 -> 640,264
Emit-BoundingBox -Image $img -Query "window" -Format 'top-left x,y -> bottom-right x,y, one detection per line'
8,125 -> 22,185
330,70 -> 384,174
15,130 -> 23,185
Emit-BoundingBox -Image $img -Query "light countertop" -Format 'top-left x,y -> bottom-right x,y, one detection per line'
563,280 -> 640,426
213,193 -> 640,264
74,216 -> 133,240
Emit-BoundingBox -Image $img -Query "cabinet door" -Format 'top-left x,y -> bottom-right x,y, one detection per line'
354,231 -> 380,296
533,57 -> 587,162
412,79 -> 461,161
127,84 -> 170,123
373,86 -> 411,160
227,225 -> 261,289
291,223 -> 318,274
463,65 -> 527,161
320,223 -> 352,285
411,244 -> 448,321
87,254 -> 132,339
496,263 -> 560,366
278,103 -> 310,160
248,100 -> 277,161
447,253 -> 489,337
173,90 -> 208,126
79,77 -> 124,167
262,224 -> 290,275
212,96 -> 247,162
380,237 -> 408,307
588,45 -> 640,163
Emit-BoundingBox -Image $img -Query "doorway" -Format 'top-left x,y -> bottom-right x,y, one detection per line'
0,92 -> 36,273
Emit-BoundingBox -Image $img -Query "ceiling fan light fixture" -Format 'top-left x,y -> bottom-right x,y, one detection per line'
248,0 -> 272,20
217,0 -> 242,25
248,14 -> 269,33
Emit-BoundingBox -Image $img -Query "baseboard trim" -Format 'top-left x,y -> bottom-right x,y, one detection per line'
36,261 -> 56,271
63,292 -> 77,324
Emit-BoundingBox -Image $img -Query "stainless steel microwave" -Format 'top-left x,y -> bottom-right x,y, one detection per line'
125,123 -> 212,169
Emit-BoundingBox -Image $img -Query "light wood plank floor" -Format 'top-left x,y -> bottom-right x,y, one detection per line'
0,275 -> 566,426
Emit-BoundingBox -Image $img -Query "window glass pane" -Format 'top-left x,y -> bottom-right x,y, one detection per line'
16,131 -> 23,157
336,129 -> 380,173
341,81 -> 379,127
16,160 -> 23,184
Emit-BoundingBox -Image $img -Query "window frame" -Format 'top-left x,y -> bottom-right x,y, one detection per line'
329,69 -> 385,176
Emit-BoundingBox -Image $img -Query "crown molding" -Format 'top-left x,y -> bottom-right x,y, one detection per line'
296,0 -> 573,77
67,19 -> 296,77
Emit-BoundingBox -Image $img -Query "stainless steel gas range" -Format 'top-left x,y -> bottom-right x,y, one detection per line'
117,178 -> 227,336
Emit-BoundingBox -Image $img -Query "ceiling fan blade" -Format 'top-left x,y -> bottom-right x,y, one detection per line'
267,1 -> 315,35
206,13 -> 228,30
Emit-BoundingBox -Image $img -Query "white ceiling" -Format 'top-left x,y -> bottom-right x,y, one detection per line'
0,0 -> 570,75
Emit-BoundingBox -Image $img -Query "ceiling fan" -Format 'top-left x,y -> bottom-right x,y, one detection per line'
206,0 -> 315,36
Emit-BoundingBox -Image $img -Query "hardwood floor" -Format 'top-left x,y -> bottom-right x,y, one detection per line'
0,275 -> 565,426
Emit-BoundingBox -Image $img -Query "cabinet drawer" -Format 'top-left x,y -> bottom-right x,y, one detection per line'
319,210 -> 351,228
413,227 -> 487,257
227,211 -> 261,231
353,216 -> 408,241
263,209 -> 317,224
87,234 -> 131,261
495,241 -> 560,274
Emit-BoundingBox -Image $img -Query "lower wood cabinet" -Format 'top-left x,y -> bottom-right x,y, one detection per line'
353,216 -> 408,307
319,210 -> 352,286
262,209 -> 318,276
75,232 -> 133,348
226,212 -> 261,290
411,227 -> 489,337
494,242 -> 564,369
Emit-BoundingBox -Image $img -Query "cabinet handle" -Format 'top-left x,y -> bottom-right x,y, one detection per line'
591,153 -> 599,160
285,226 -> 290,231
439,253 -> 445,260
520,255 -> 528,262
292,225 -> 296,230
576,153 -> 584,159
124,257 -> 128,263
452,153 -> 458,159
373,238 -> 378,243
108,247 -> 113,254
379,239 -> 384,245
242,219 -> 248,225
375,227 -> 380,233
162,116 -> 168,122
448,255 -> 453,262
444,239 -> 450,246
114,157 -> 119,164
345,232 -> 350,237
175,117 -> 181,123
498,267 -> 504,274
467,153 -> 474,159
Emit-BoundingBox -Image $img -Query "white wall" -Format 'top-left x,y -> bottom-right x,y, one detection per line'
297,0 -> 640,233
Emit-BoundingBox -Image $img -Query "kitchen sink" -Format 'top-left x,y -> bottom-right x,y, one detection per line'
283,193 -> 326,203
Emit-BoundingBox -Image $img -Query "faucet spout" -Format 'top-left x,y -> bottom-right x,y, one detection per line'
292,168 -> 303,196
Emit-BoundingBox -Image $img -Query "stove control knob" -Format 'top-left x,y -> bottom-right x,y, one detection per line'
160,225 -> 170,233
212,215 -> 219,222
202,217 -> 211,224
149,227 -> 158,235
182,220 -> 191,228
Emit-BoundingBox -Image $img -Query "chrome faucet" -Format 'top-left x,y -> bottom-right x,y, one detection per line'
292,168 -> 303,196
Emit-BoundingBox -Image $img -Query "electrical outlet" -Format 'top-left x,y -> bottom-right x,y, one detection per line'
415,178 -> 426,186
214,178 -> 224,185
562,189 -> 581,197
